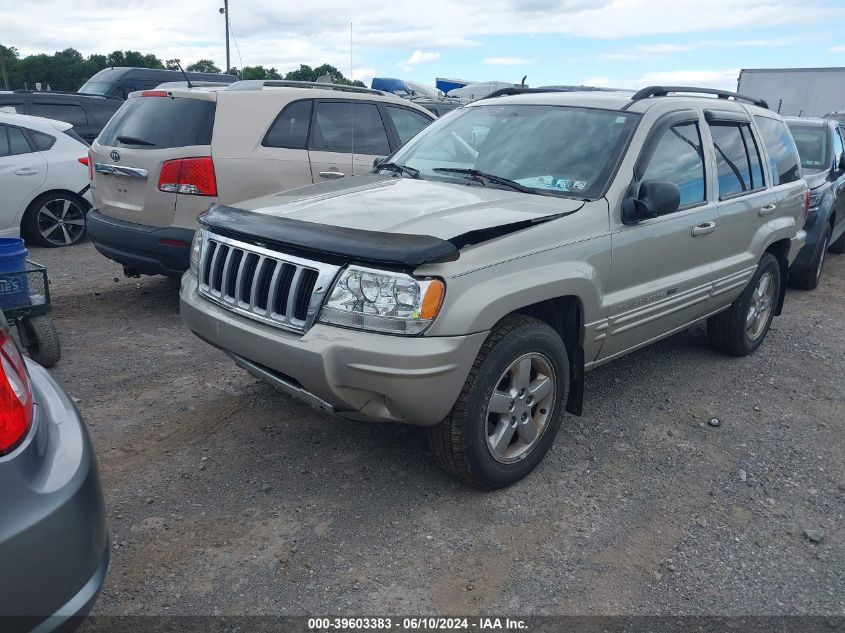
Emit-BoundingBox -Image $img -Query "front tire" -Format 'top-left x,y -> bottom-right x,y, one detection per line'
707,253 -> 781,356
22,192 -> 89,248
427,314 -> 568,489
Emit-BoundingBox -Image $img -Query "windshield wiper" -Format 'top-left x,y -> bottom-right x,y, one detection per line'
116,135 -> 155,146
432,167 -> 538,194
376,162 -> 420,179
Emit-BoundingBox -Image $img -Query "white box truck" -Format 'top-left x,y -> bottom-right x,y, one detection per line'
737,67 -> 845,117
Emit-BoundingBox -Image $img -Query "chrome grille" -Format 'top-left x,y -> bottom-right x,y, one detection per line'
197,233 -> 341,332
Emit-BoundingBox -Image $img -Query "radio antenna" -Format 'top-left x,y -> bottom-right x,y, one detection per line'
174,59 -> 193,89
350,22 -> 354,176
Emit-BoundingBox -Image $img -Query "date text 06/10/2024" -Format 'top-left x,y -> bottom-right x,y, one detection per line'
307,617 -> 529,631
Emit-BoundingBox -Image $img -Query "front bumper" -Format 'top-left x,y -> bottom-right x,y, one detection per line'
0,362 -> 109,631
180,273 -> 487,426
87,209 -> 194,277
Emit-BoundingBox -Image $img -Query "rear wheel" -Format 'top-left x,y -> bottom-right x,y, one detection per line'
22,192 -> 88,248
789,223 -> 830,290
707,253 -> 781,356
426,314 -> 568,489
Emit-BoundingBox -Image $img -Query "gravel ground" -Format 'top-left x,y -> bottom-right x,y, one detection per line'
27,240 -> 844,616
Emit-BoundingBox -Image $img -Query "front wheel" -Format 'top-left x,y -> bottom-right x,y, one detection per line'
707,253 -> 781,356
426,314 -> 568,489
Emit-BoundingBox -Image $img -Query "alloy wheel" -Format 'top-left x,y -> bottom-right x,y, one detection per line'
486,352 -> 556,463
37,198 -> 86,246
746,272 -> 775,341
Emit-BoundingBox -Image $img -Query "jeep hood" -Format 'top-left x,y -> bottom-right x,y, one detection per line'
200,175 -> 586,267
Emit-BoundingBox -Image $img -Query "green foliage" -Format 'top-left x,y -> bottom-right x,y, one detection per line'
0,44 -> 364,91
186,59 -> 221,73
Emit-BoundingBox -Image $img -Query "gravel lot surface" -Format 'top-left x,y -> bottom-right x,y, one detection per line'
29,240 -> 844,616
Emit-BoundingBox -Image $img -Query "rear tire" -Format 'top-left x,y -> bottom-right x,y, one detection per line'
426,314 -> 568,489
707,253 -> 781,357
789,223 -> 830,290
22,192 -> 89,248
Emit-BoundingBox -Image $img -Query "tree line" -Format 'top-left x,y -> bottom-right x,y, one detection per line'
0,44 -> 365,91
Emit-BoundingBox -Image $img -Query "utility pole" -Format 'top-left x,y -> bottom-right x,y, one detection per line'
219,1 -> 230,73
0,46 -> 9,90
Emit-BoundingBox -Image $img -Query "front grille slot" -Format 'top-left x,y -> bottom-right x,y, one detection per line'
197,234 -> 340,333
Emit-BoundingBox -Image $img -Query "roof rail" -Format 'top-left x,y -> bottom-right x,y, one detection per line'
480,86 -> 625,101
226,80 -> 385,95
627,86 -> 768,109
13,89 -> 123,100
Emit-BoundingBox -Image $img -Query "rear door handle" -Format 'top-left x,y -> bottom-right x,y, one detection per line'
14,168 -> 39,176
319,171 -> 345,180
759,203 -> 777,216
691,221 -> 717,237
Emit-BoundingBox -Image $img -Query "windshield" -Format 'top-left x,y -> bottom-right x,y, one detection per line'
78,81 -> 111,96
787,124 -> 829,173
388,104 -> 639,199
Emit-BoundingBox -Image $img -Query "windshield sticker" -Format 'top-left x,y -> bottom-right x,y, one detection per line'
516,176 -> 589,191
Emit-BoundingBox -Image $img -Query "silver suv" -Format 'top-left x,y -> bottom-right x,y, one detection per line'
180,86 -> 808,488
85,81 -> 434,277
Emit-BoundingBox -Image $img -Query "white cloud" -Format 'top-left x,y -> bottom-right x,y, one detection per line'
600,43 -> 693,60
484,56 -> 531,65
828,45 -> 845,53
396,50 -> 440,73
584,77 -> 610,86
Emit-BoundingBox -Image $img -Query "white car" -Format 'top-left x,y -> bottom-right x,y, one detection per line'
0,111 -> 92,247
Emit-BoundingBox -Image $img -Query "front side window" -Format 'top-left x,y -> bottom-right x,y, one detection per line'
310,101 -> 391,156
709,123 -> 764,198
389,104 -> 640,199
264,100 -> 312,149
754,115 -> 801,185
385,106 -> 432,145
641,121 -> 705,207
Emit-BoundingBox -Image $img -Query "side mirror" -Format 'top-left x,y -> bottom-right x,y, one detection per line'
622,180 -> 681,224
373,156 -> 387,170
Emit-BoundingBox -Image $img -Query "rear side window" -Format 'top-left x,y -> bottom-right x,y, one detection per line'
263,100 -> 312,149
98,96 -> 216,149
310,101 -> 391,155
385,106 -> 432,145
709,123 -> 764,198
753,116 -> 801,185
7,126 -> 32,155
31,102 -> 88,127
641,122 -> 706,207
30,129 -> 57,150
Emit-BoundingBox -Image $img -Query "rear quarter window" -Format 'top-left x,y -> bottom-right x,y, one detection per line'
753,115 -> 801,185
98,96 -> 216,149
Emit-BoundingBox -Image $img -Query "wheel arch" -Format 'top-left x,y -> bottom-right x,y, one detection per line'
765,238 -> 791,316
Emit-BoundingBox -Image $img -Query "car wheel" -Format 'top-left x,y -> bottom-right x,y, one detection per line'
426,314 -> 568,489
829,226 -> 845,254
22,192 -> 89,248
707,253 -> 781,357
789,223 -> 831,290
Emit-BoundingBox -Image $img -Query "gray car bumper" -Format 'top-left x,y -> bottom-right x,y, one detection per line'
180,273 -> 487,426
0,362 -> 108,632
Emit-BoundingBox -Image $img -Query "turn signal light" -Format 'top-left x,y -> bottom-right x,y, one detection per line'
158,157 -> 217,196
0,328 -> 33,456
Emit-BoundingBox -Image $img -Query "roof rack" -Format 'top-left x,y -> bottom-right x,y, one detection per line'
627,86 -> 768,109
479,86 -> 626,101
226,80 -> 385,95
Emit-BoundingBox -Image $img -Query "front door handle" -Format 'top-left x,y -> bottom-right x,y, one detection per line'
759,203 -> 777,216
691,221 -> 717,237
14,168 -> 39,176
319,170 -> 345,180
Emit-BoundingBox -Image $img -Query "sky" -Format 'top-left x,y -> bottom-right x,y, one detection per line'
2,0 -> 845,91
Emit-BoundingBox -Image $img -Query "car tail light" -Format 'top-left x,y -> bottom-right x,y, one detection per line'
158,157 -> 217,196
140,90 -> 169,97
0,327 -> 33,455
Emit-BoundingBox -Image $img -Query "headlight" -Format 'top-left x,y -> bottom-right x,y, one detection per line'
319,266 -> 445,335
189,229 -> 204,277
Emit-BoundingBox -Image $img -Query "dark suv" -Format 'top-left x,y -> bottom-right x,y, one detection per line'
0,91 -> 122,144
785,117 -> 845,289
